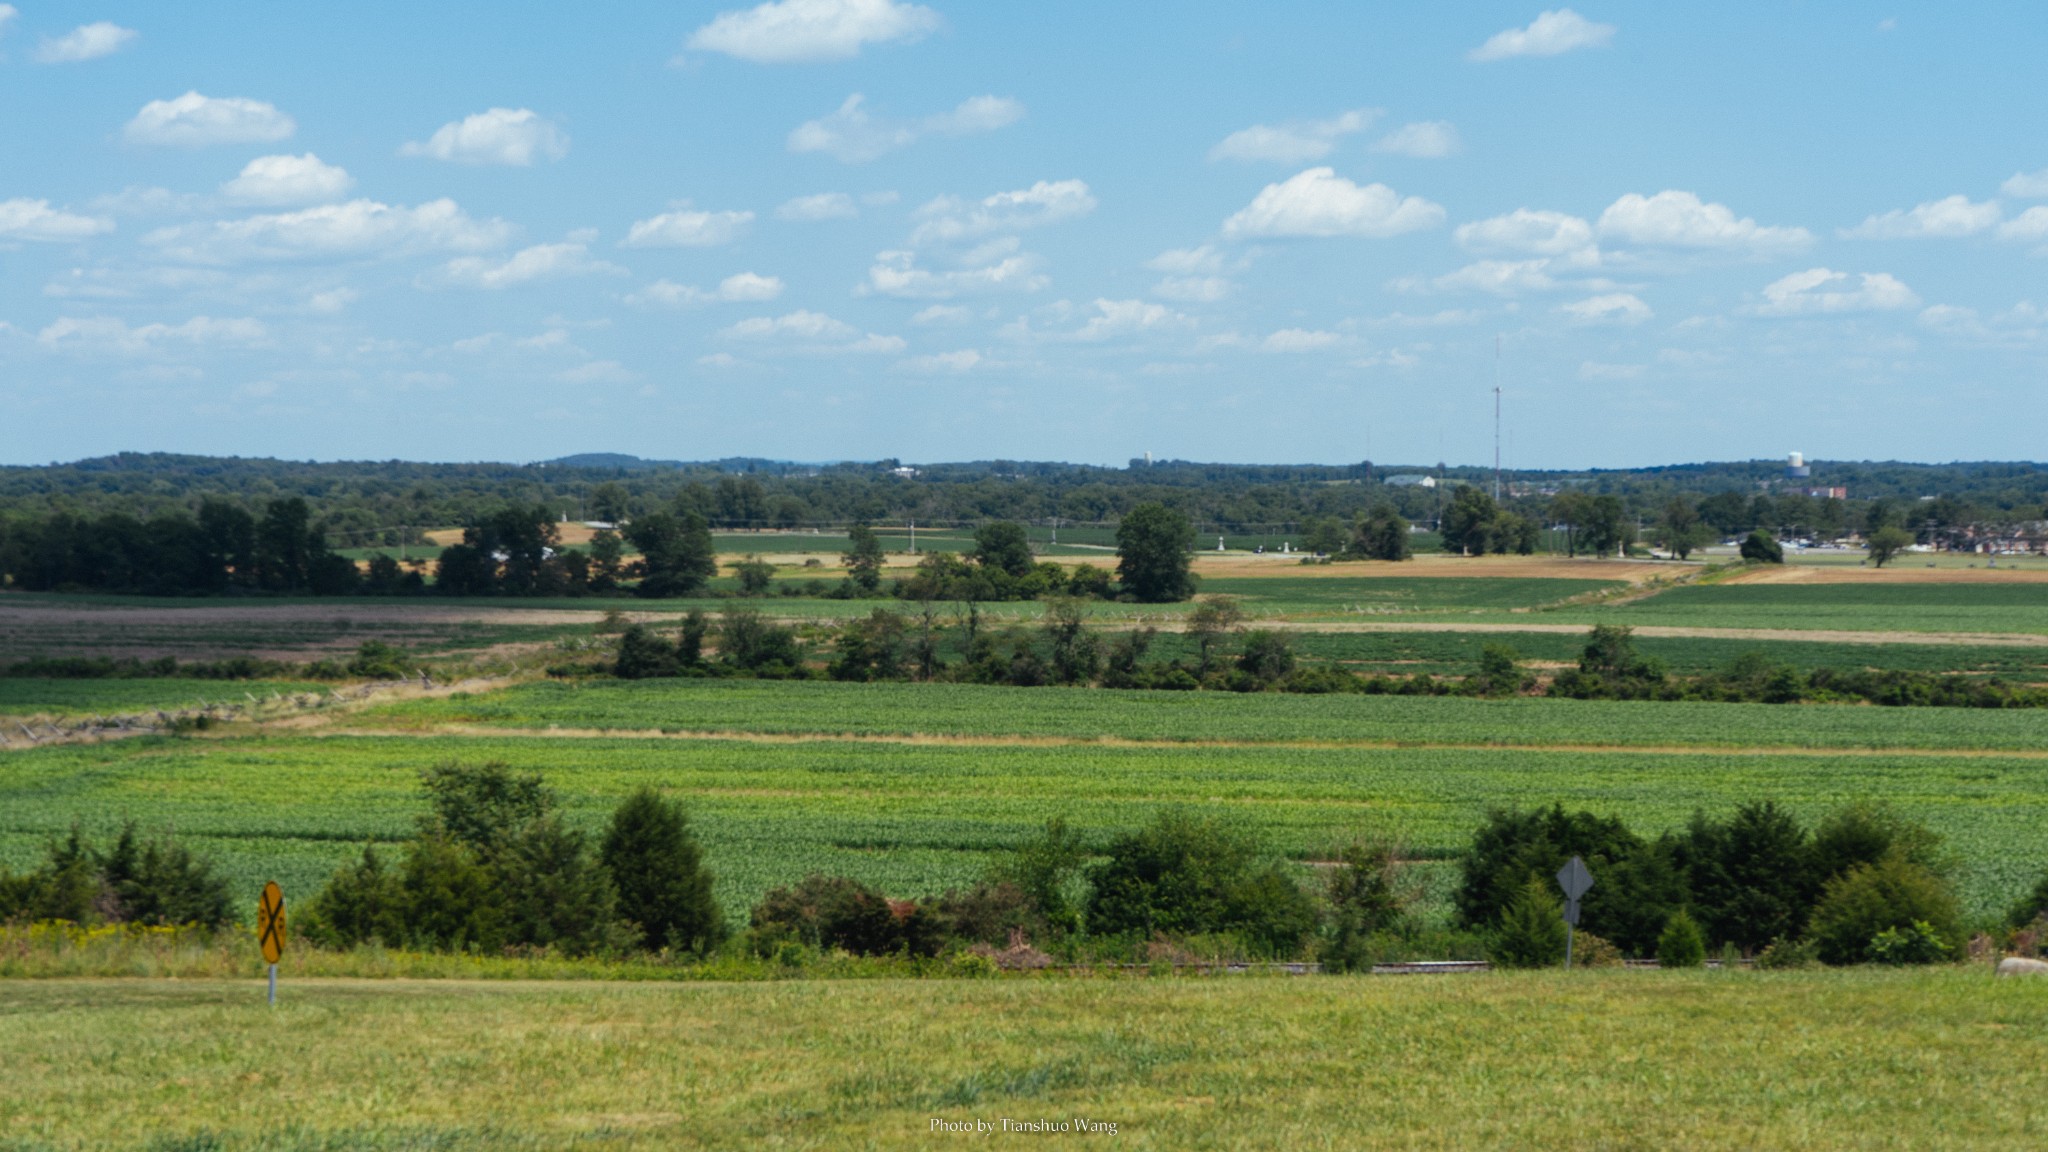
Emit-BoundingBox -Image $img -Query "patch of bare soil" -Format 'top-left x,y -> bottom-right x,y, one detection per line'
1723,563 -> 2048,585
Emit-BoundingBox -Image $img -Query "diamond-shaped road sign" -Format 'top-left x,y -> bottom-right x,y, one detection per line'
1557,856 -> 1593,926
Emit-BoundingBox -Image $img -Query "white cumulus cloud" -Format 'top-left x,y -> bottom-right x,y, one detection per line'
0,198 -> 114,242
1372,121 -> 1461,158
1756,268 -> 1919,315
1208,109 -> 1379,164
1469,9 -> 1616,61
402,108 -> 568,166
125,92 -> 296,147
1597,190 -> 1811,252
909,180 -> 1095,246
1843,195 -> 2001,239
1455,208 -> 1596,258
2003,169 -> 2048,199
629,272 -> 786,306
865,248 -> 1047,298
722,308 -> 903,353
1222,168 -> 1444,239
1404,259 -> 1558,295
777,192 -> 860,220
687,0 -> 940,63
37,21 -> 137,63
425,242 -> 624,289
1073,298 -> 1192,342
622,206 -> 754,247
1561,292 -> 1650,323
221,154 -> 353,206
144,199 -> 510,264
899,349 -> 982,372
1997,206 -> 2048,244
788,94 -> 1023,163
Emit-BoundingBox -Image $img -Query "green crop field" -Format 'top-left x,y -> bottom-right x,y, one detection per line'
1550,582 -> 2048,635
6,711 -> 2046,922
3,972 -> 2043,1150
1195,575 -> 1621,619
374,678 -> 2048,752
0,679 -> 321,720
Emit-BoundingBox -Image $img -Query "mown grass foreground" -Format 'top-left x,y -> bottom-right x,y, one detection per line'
3,971 -> 2043,1150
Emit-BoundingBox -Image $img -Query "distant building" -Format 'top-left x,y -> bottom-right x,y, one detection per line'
889,466 -> 919,479
1804,486 -> 1847,500
1785,451 -> 1810,479
1385,474 -> 1437,488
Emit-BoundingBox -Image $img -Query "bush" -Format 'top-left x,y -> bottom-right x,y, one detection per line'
1809,854 -> 1963,965
1656,909 -> 1707,968
98,825 -> 235,928
1676,801 -> 1814,953
302,844 -> 403,948
2005,869 -> 2048,930
1869,920 -> 1949,966
987,817 -> 1088,935
600,788 -> 724,955
614,625 -> 681,679
494,816 -> 629,956
1755,935 -> 1820,970
1491,877 -> 1566,968
1235,631 -> 1295,683
1739,530 -> 1784,564
748,874 -> 908,957
1321,840 -> 1409,974
1454,805 -> 1650,944
1085,810 -> 1317,955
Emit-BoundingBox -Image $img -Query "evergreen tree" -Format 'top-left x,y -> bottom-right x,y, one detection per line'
600,788 -> 726,954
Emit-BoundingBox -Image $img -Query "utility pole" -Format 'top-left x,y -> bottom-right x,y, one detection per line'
1493,335 -> 1502,504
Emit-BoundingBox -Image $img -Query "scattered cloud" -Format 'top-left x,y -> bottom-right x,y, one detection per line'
1402,258 -> 1557,295
144,199 -> 510,264
1755,267 -> 1918,315
1843,195 -> 2001,239
1261,328 -> 1342,352
898,349 -> 981,372
2003,169 -> 2048,199
1221,168 -> 1443,239
0,198 -> 114,242
686,0 -> 940,63
865,247 -> 1047,298
36,21 -> 136,63
777,192 -> 860,221
1372,121 -> 1461,158
909,180 -> 1095,246
722,308 -> 903,353
1997,206 -> 2048,244
1469,9 -> 1615,61
1455,208 -> 1597,259
37,315 -> 267,356
1208,109 -> 1378,164
1073,298 -> 1193,341
788,94 -> 1023,163
911,304 -> 973,324
629,272 -> 786,306
1146,245 -> 1237,301
221,154 -> 354,206
622,206 -> 754,247
1597,190 -> 1812,253
402,108 -> 568,166
1561,292 -> 1650,323
424,242 -> 624,289
0,6 -> 15,34
306,288 -> 358,314
125,92 -> 296,147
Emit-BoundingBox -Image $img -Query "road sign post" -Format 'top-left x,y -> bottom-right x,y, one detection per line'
257,881 -> 286,1006
1555,856 -> 1593,970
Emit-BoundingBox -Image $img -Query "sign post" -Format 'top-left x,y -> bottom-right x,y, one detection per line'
1555,857 -> 1593,970
257,881 -> 286,1006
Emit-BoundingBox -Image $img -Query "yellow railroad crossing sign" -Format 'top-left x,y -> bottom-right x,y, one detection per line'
258,881 -> 286,965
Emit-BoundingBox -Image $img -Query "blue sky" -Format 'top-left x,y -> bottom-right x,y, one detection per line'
1,1 -> 2044,469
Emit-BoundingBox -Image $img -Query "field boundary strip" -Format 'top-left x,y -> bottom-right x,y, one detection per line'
310,722 -> 2048,761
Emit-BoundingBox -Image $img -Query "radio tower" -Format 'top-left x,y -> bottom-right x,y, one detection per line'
1492,335 -> 1502,503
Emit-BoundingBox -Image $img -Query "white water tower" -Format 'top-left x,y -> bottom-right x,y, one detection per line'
1786,452 -> 1810,479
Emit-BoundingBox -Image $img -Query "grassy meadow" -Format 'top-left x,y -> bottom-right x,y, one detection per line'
2,971 -> 2043,1150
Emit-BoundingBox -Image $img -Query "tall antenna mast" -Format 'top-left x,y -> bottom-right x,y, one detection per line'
1492,335 -> 1502,503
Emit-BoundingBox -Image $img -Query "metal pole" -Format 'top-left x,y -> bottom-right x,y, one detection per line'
1564,924 -> 1575,971
268,962 -> 277,1006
